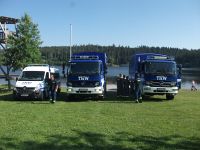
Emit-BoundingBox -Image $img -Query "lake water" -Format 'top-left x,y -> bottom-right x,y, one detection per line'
1,66 -> 200,89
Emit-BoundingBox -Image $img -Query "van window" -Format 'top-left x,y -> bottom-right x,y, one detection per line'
19,71 -> 45,81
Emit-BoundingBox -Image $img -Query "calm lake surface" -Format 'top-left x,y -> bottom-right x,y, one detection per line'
1,66 -> 200,89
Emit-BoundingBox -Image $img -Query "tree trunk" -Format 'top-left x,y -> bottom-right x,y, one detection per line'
0,65 -> 12,90
6,66 -> 11,90
7,75 -> 11,90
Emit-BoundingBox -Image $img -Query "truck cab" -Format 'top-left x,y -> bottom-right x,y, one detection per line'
13,64 -> 50,100
66,52 -> 107,100
129,53 -> 182,100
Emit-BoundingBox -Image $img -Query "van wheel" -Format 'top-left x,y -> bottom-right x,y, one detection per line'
40,92 -> 44,100
13,94 -> 20,100
166,94 -> 174,100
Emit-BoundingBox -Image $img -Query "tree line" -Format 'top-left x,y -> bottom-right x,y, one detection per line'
40,45 -> 200,67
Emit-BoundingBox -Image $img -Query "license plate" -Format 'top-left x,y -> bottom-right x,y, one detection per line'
21,94 -> 29,97
157,88 -> 166,92
79,89 -> 88,91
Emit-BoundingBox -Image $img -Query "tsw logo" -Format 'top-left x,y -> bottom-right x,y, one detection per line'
156,76 -> 167,80
78,76 -> 89,81
22,82 -> 32,85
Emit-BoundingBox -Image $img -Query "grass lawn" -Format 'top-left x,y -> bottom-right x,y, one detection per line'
0,86 -> 200,150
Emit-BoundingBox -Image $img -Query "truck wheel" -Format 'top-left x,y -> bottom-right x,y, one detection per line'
166,94 -> 174,100
104,83 -> 107,95
66,95 -> 73,101
142,95 -> 149,100
99,95 -> 104,100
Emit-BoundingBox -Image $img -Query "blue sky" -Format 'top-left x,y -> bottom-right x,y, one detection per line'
1,0 -> 200,49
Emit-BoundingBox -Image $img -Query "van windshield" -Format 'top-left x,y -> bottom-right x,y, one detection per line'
69,62 -> 100,75
145,62 -> 176,75
18,71 -> 45,81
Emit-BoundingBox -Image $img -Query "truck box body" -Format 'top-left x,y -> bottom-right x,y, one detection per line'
66,52 -> 107,99
129,53 -> 182,100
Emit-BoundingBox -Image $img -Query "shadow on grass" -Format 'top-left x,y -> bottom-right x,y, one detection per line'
0,90 -> 169,103
103,91 -> 167,103
0,130 -> 200,150
0,92 -> 13,101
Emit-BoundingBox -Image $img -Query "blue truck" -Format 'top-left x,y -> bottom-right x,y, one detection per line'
66,52 -> 107,99
129,53 -> 182,100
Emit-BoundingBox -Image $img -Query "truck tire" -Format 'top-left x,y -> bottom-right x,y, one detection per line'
104,83 -> 107,95
98,84 -> 106,100
66,95 -> 73,101
142,95 -> 149,100
166,94 -> 174,100
99,95 -> 104,100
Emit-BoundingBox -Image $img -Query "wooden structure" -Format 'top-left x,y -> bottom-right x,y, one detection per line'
0,16 -> 18,49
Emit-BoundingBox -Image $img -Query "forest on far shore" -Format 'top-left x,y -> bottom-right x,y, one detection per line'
40,45 -> 200,67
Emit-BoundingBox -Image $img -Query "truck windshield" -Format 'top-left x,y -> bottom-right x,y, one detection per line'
69,62 -> 100,75
145,62 -> 176,75
18,71 -> 45,81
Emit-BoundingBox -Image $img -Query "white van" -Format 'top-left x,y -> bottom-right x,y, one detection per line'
13,64 -> 51,100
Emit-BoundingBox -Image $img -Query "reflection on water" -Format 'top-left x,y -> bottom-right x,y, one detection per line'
1,66 -> 200,89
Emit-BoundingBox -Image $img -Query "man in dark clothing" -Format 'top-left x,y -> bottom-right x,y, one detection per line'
124,76 -> 130,96
134,73 -> 142,103
48,74 -> 58,103
117,73 -> 123,97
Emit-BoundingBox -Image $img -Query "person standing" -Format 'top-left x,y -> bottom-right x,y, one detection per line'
191,80 -> 197,91
48,74 -> 58,103
134,73 -> 142,103
117,73 -> 123,97
124,76 -> 130,97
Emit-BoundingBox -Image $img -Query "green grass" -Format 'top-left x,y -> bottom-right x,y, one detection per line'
0,87 -> 200,150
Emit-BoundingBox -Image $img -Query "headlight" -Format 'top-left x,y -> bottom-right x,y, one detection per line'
95,82 -> 100,87
170,82 -> 176,86
67,82 -> 72,86
145,81 -> 150,85
35,83 -> 43,91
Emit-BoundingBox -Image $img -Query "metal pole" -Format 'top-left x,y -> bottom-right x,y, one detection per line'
70,24 -> 72,60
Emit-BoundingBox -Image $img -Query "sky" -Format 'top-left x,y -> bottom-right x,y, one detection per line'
1,0 -> 200,49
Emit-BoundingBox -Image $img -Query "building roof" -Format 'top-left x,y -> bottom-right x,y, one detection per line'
0,16 -> 19,24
